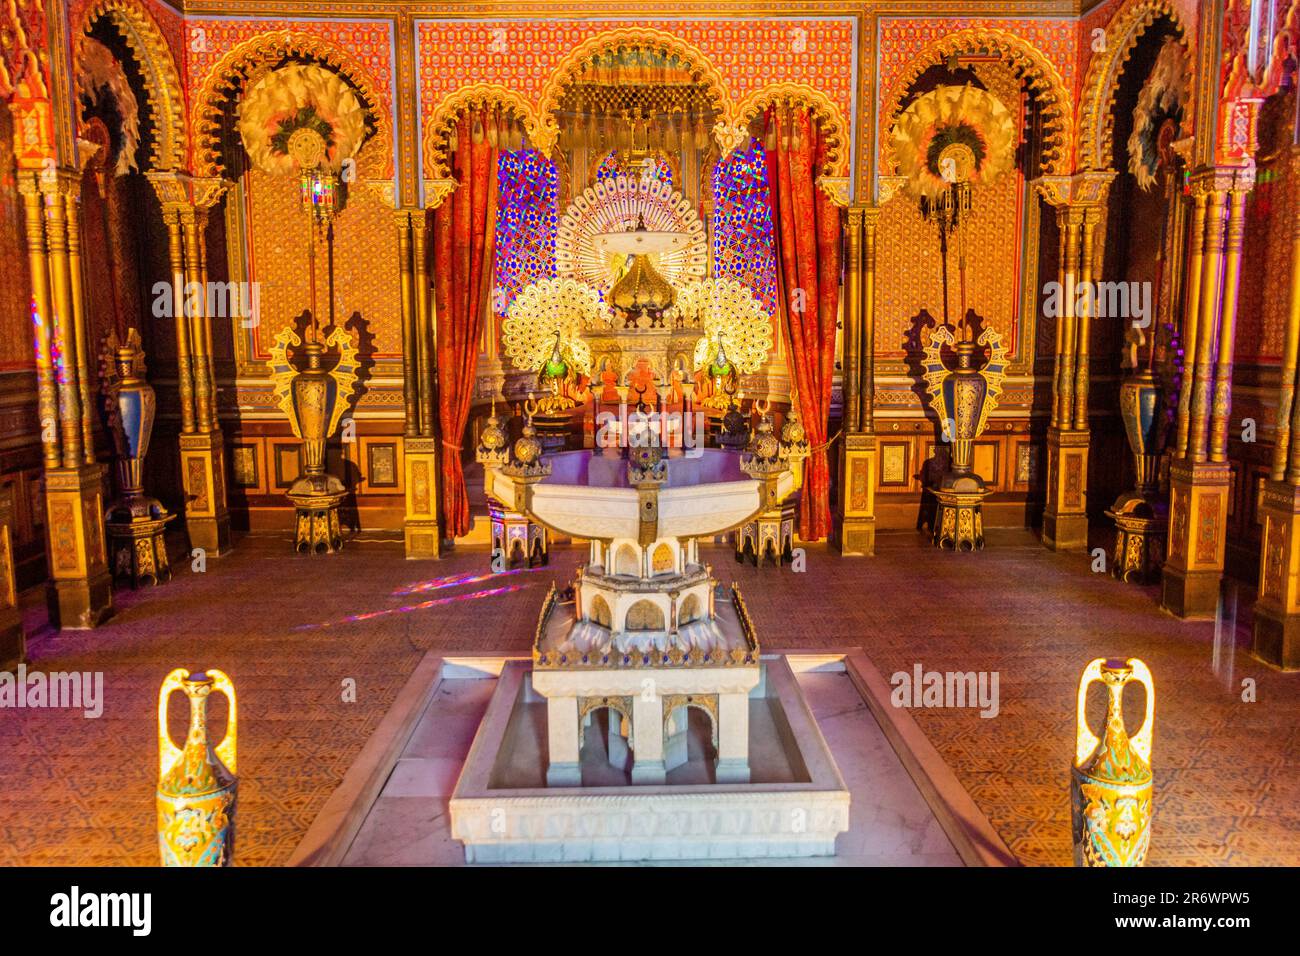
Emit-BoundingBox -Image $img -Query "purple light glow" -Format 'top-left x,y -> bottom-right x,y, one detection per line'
392,567 -> 535,596
293,584 -> 528,631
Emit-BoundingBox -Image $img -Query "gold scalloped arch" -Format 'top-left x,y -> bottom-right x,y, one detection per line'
881,28 -> 1074,177
1076,0 -> 1191,171
534,28 -> 735,156
75,0 -> 187,172
421,84 -> 541,179
189,31 -> 390,179
733,83 -> 851,178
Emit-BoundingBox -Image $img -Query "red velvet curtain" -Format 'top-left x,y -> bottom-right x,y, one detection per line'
762,105 -> 843,541
434,108 -> 498,539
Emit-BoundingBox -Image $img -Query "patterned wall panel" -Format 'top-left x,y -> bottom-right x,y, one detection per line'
0,103 -> 32,373
876,62 -> 1027,371
416,18 -> 854,132
1236,140 -> 1296,363
245,169 -> 401,360
877,16 -> 1078,168
183,16 -> 395,114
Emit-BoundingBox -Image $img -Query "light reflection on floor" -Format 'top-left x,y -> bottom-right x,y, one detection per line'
294,566 -> 541,630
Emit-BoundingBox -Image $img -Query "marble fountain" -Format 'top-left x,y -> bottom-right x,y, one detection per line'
445,421 -> 854,862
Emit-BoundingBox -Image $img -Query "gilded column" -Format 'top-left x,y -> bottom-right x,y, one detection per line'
36,170 -> 112,627
396,210 -> 419,435
150,173 -> 231,556
1254,147 -> 1300,668
179,182 -> 232,556
403,200 -> 441,559
414,211 -> 436,440
839,204 -> 876,556
1042,204 -> 1089,551
861,207 -> 879,435
158,202 -> 196,433
1162,167 -> 1250,619
1208,183 -> 1248,462
42,172 -> 84,469
1072,206 -> 1101,431
1173,190 -> 1208,458
63,184 -> 95,463
19,174 -> 60,470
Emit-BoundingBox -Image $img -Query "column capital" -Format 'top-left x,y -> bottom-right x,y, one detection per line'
146,171 -> 230,210
1029,170 -> 1115,209
875,175 -> 908,207
1187,164 -> 1255,197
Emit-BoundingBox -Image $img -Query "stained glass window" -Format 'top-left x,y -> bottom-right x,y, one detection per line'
494,147 -> 558,315
711,137 -> 777,316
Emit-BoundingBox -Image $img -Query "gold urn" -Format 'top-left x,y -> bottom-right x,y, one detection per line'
266,326 -> 360,554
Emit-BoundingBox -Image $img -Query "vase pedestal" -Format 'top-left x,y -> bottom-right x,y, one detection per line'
44,463 -> 113,630
932,487 -> 987,551
1161,458 -> 1230,619
1252,480 -> 1300,670
107,513 -> 175,588
1106,496 -> 1166,585
403,436 -> 441,559
288,476 -> 346,554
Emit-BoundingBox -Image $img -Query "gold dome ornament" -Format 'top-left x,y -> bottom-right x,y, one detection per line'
501,398 -> 552,481
890,84 -> 1016,200
604,215 -> 681,329
476,397 -> 509,468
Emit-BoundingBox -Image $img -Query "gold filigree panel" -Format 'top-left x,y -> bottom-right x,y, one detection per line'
877,64 -> 1026,381
245,168 -> 400,365
1236,143 -> 1297,362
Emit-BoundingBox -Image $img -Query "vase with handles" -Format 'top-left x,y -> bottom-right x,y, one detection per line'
1071,657 -> 1154,866
157,669 -> 237,866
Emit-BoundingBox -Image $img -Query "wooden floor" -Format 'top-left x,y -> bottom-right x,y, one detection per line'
0,527 -> 1295,865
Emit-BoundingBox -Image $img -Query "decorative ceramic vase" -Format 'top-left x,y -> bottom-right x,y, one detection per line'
103,330 -> 174,587
292,341 -> 335,483
1071,657 -> 1154,866
1107,370 -> 1168,583
157,669 -> 237,867
1118,369 -> 1162,501
942,341 -> 989,487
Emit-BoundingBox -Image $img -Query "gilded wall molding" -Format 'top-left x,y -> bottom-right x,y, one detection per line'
1075,0 -> 1191,173
532,28 -> 734,156
75,0 -> 188,172
189,30 -> 391,179
421,84 -> 541,180
733,82 -> 851,179
880,27 -> 1074,177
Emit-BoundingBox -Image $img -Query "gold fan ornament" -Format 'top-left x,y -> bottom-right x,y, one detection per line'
556,174 -> 707,296
237,63 -> 367,176
890,84 -> 1016,199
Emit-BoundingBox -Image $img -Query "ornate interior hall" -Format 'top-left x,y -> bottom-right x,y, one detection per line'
0,0 -> 1297,878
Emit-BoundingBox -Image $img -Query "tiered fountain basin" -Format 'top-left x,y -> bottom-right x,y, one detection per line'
484,448 -> 797,543
447,446 -> 848,862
